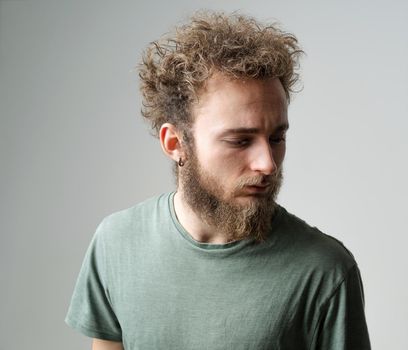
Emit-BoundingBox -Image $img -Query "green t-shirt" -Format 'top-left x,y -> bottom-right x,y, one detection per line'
65,192 -> 370,349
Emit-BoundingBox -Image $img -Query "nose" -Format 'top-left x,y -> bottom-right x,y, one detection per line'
249,140 -> 277,175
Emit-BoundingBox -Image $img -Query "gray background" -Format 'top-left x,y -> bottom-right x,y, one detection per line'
1,0 -> 407,349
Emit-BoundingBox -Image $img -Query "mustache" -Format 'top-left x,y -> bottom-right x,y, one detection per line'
234,169 -> 282,190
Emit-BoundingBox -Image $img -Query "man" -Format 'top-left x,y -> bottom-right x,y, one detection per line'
65,11 -> 371,350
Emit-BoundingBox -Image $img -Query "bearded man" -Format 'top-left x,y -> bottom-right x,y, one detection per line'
65,11 -> 371,350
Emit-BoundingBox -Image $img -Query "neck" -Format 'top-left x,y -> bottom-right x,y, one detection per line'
173,189 -> 234,244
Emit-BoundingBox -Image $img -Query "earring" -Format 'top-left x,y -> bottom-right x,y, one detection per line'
178,157 -> 184,167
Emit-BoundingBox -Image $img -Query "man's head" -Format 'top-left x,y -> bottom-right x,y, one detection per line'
139,11 -> 301,138
138,11 -> 302,241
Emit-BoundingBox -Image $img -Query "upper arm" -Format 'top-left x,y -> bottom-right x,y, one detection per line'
65,220 -> 122,340
92,338 -> 124,350
310,264 -> 371,349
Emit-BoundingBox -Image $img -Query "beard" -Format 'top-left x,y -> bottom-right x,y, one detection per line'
179,147 -> 284,243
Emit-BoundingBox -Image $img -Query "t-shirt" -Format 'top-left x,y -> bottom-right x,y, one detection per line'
65,192 -> 371,349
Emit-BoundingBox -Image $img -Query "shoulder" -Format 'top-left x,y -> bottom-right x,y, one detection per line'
94,192 -> 171,243
275,205 -> 357,276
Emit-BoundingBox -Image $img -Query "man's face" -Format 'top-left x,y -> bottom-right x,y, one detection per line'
179,74 -> 288,242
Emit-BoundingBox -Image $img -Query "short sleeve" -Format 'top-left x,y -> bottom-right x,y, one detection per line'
65,220 -> 122,341
310,264 -> 371,350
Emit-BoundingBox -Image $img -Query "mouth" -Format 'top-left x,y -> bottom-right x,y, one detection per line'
244,184 -> 270,194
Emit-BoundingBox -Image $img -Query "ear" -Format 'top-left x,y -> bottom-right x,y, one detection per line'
159,123 -> 185,162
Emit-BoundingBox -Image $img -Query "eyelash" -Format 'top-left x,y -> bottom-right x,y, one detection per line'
226,136 -> 286,148
227,139 -> 251,147
270,136 -> 286,144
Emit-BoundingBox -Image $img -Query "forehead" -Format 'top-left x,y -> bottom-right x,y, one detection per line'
191,74 -> 288,133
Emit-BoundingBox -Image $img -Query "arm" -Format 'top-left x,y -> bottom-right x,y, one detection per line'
65,220 -> 123,342
92,339 -> 124,350
311,264 -> 371,349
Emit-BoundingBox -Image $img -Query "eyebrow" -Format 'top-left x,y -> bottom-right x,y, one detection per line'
219,123 -> 289,136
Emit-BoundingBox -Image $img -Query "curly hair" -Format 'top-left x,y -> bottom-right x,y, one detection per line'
139,11 -> 303,137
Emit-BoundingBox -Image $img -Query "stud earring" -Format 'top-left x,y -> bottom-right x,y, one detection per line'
178,157 -> 184,167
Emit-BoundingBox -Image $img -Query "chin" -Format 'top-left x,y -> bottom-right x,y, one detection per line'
233,194 -> 265,206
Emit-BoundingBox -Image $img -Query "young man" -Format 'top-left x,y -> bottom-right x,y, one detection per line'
65,11 -> 371,350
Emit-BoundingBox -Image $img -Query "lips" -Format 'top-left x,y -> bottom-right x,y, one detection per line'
244,184 -> 270,194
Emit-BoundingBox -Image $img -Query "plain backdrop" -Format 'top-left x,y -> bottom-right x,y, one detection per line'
1,0 -> 407,349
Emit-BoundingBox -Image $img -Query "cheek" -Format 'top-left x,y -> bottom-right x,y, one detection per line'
269,143 -> 286,168
277,144 -> 287,166
195,143 -> 246,179
193,128 -> 256,173
212,148 -> 248,170
206,153 -> 240,178
194,137 -> 229,165
213,153 -> 249,188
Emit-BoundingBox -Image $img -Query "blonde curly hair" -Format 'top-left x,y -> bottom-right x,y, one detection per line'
139,11 -> 303,137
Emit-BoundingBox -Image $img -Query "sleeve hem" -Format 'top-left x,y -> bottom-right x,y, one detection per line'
65,315 -> 122,342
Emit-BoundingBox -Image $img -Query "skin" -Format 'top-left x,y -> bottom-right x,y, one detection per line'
92,339 -> 123,350
161,73 -> 289,244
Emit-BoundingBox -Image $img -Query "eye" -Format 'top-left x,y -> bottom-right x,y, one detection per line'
269,135 -> 286,144
225,138 -> 251,147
